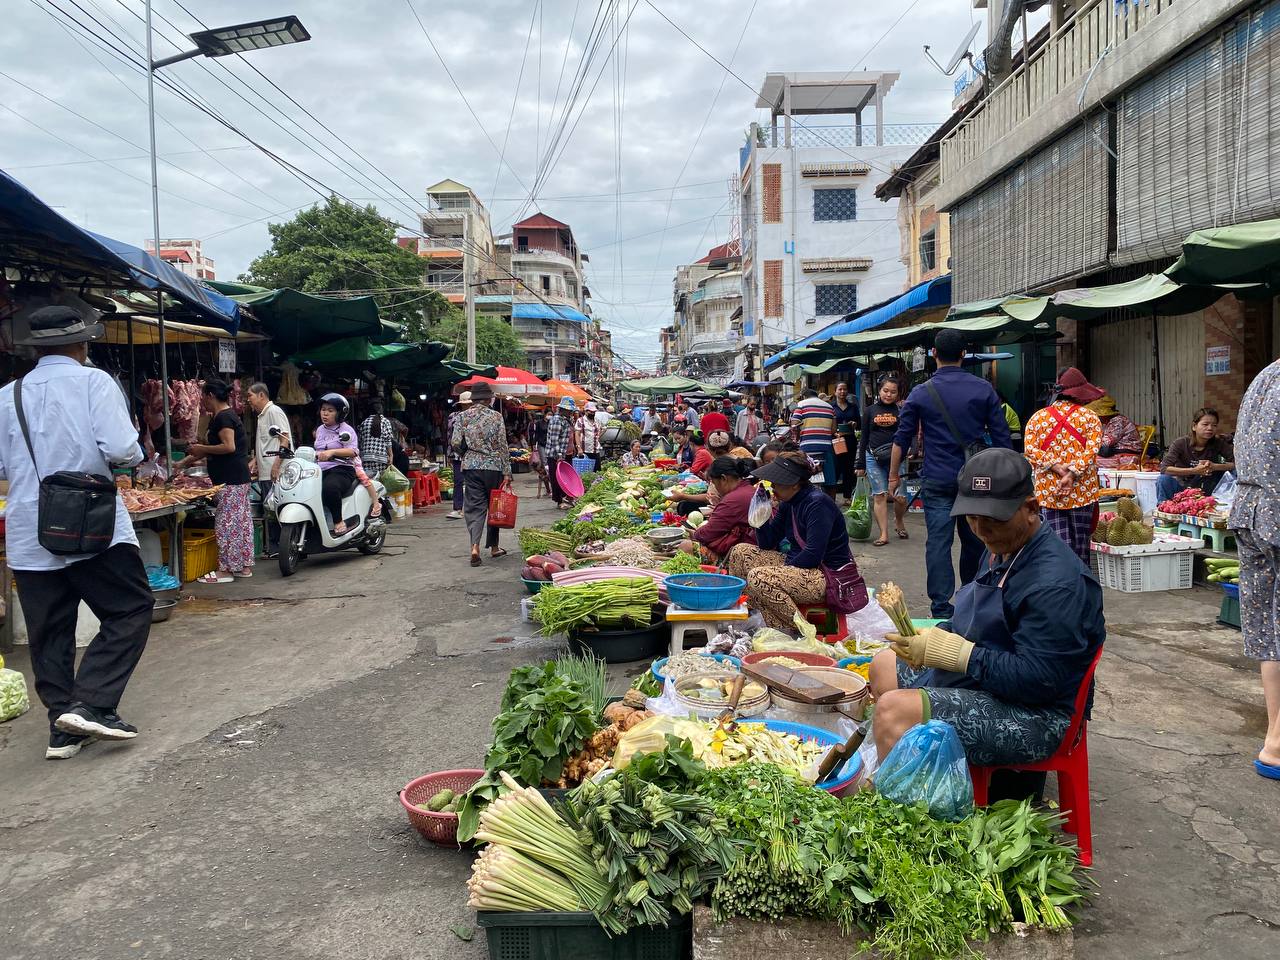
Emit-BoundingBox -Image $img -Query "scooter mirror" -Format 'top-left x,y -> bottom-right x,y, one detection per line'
269,426 -> 282,438
339,432 -> 352,443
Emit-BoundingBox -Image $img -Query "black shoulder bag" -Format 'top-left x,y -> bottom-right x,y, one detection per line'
923,380 -> 988,464
14,378 -> 118,555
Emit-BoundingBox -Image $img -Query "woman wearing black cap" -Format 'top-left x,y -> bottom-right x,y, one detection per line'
724,452 -> 865,629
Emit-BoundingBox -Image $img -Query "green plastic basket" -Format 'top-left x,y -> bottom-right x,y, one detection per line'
475,910 -> 689,960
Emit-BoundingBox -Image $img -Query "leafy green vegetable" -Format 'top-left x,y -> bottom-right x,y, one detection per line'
630,670 -> 662,698
661,552 -> 703,575
456,663 -> 601,841
518,527 -> 574,558
533,577 -> 658,637
553,652 -> 610,717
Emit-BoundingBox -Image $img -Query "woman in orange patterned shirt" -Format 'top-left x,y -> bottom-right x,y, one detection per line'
1022,368 -> 1104,565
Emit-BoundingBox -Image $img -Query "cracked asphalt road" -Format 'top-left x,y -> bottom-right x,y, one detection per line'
2,474 -> 1279,959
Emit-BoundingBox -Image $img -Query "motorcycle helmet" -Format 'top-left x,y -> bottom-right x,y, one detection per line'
318,392 -> 350,423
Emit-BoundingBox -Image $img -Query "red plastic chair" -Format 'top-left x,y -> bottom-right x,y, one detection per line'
797,603 -> 851,645
969,646 -> 1104,867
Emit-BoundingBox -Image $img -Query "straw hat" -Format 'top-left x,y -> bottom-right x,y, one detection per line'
455,391 -> 473,407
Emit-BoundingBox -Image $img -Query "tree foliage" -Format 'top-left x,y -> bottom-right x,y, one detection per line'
241,196 -> 452,329
427,310 -> 528,369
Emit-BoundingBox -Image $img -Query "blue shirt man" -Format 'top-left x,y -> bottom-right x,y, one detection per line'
888,329 -> 1012,617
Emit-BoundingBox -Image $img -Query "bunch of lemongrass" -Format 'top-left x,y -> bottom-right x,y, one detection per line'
876,581 -> 916,637
468,772 -> 608,912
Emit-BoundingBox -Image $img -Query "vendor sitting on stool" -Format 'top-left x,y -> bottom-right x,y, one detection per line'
869,448 -> 1105,769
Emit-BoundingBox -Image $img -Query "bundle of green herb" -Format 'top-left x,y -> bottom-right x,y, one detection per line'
457,664 -> 601,841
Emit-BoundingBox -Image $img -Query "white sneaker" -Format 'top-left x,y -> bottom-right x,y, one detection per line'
446,510 -> 462,520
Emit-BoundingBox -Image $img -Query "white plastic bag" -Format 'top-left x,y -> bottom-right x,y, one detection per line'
748,484 -> 774,528
1213,471 -> 1239,509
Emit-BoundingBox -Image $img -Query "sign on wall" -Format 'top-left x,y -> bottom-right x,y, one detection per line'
218,339 -> 237,374
1205,345 -> 1229,376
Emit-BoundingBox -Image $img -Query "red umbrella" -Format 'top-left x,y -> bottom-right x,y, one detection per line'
453,365 -> 549,397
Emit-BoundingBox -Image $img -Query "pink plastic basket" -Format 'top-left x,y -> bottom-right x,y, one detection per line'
399,769 -> 483,846
556,460 -> 585,499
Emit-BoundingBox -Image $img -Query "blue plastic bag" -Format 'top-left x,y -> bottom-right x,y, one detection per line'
875,719 -> 973,821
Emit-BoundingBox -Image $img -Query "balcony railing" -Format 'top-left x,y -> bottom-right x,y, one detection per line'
749,122 -> 936,153
940,0 -> 1178,182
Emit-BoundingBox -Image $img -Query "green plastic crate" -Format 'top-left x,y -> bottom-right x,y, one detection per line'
475,910 -> 689,960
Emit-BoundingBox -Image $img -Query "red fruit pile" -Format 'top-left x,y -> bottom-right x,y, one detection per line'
1158,488 -> 1216,517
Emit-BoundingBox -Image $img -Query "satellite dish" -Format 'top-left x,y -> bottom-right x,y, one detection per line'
923,21 -> 983,76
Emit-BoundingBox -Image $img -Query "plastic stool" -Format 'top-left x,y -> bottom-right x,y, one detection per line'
668,621 -> 718,656
797,604 -> 849,645
421,473 -> 442,505
969,647 -> 1104,867
1177,522 -> 1235,553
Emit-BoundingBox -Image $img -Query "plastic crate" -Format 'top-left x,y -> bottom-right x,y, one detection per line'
161,528 -> 219,583
475,910 -> 688,960
1096,549 -> 1194,593
1219,583 -> 1240,629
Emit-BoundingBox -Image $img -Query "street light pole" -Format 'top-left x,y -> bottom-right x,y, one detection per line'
142,9 -> 310,467
144,0 -> 174,467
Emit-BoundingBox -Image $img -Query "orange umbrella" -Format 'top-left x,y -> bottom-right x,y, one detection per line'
543,379 -> 591,404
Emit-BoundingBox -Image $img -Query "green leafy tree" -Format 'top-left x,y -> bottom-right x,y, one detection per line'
427,310 -> 528,368
242,196 -> 451,329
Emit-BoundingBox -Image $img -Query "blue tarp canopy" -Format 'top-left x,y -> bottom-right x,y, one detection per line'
512,302 -> 590,323
0,169 -> 242,334
766,274 -> 951,369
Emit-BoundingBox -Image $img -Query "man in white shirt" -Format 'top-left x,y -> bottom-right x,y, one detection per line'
247,382 -> 291,558
596,404 -> 614,432
0,307 -> 152,759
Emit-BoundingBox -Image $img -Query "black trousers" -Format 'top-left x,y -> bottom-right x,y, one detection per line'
547,457 -> 566,504
321,465 -> 356,524
13,543 -> 153,729
836,446 -> 858,499
462,469 -> 505,548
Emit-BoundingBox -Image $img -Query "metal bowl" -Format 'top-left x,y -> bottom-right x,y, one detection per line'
151,599 -> 178,623
645,527 -> 685,546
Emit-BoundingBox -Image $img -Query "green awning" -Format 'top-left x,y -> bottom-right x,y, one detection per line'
808,314 -> 1047,361
617,375 -> 726,397
781,356 -> 866,384
409,359 -> 497,389
207,281 -> 387,353
1166,218 -> 1280,286
1035,274 -> 1230,320
292,337 -> 451,379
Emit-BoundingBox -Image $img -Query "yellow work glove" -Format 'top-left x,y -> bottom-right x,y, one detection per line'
885,626 -> 975,674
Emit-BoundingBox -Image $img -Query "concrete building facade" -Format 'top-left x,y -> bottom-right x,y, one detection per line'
144,238 -> 215,281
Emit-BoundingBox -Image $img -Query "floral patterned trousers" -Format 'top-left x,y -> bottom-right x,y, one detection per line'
214,483 -> 255,574
724,544 -> 827,630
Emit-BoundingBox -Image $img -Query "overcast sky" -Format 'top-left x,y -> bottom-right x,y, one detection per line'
3,0 -> 988,368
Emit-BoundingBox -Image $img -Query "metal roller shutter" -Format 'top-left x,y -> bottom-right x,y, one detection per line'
1117,1 -> 1280,264
952,117 -> 1109,303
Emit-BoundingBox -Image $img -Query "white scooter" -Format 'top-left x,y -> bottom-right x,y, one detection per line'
265,426 -> 390,577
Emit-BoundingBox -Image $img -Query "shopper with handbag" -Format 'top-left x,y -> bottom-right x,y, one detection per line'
887,328 -> 1011,618
856,374 -> 910,546
724,452 -> 866,629
0,306 -> 152,758
453,382 -> 512,566
832,381 -> 859,504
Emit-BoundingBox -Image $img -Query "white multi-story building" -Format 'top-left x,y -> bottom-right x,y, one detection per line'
671,242 -> 742,383
399,179 -> 497,308
738,72 -> 931,376
509,213 -> 593,380
144,238 -> 215,280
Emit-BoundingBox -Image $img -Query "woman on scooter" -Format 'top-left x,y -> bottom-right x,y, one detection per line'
314,394 -> 360,535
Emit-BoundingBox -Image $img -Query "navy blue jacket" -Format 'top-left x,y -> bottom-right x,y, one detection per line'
756,484 -> 852,569
945,523 -> 1106,713
892,366 -> 1011,485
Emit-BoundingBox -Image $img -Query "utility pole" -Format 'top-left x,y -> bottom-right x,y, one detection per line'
144,0 -> 174,467
464,212 -> 476,363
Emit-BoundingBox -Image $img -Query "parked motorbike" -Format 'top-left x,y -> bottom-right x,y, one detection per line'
264,426 -> 391,576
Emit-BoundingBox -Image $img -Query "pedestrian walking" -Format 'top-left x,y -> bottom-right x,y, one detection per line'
735,399 -> 763,447
0,306 -> 152,758
790,388 -> 838,493
247,382 -> 290,558
358,400 -> 396,478
856,374 -> 909,545
446,392 -> 471,520
1227,359 -> 1280,781
1022,368 -> 1104,566
453,382 -> 511,565
576,402 -> 603,469
544,397 -> 575,509
888,328 -> 1011,618
832,381 -> 859,504
179,379 -> 254,583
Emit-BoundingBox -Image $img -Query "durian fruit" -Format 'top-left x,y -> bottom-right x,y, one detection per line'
1116,497 -> 1142,522
1130,521 -> 1154,545
1107,519 -> 1133,546
1092,519 -> 1111,543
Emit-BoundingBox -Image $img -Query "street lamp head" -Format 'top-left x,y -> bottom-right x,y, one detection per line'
189,17 -> 310,58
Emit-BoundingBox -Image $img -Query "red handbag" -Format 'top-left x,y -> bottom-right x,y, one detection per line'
488,481 -> 519,528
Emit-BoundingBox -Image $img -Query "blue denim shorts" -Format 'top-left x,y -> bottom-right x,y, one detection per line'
864,453 -> 906,496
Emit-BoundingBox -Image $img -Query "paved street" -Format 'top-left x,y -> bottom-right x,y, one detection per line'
2,475 -> 1279,959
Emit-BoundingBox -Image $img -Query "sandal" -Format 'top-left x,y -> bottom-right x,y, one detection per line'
369,502 -> 382,518
874,538 -> 889,547
333,522 -> 348,535
896,528 -> 909,539
232,570 -> 253,579
197,572 -> 233,584
470,554 -> 482,567
490,548 -> 509,559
